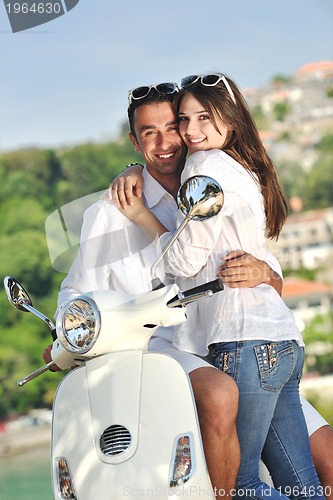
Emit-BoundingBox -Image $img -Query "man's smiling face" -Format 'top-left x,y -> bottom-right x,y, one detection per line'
130,101 -> 187,183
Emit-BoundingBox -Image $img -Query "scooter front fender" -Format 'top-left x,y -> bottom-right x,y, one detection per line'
51,351 -> 214,499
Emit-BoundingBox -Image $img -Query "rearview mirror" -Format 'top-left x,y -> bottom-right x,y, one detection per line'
4,276 -> 34,312
151,175 -> 224,288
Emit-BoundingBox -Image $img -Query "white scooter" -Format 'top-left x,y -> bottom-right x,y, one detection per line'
5,176 -> 234,499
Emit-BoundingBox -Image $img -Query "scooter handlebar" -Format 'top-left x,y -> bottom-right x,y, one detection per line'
167,278 -> 224,308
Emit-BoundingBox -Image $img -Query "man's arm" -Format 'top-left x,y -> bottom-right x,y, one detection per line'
46,201 -> 120,370
56,200 -> 118,314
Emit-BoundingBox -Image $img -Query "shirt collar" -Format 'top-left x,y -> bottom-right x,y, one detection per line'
142,167 -> 172,209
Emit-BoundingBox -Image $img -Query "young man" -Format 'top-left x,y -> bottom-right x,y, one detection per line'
50,89 -> 240,497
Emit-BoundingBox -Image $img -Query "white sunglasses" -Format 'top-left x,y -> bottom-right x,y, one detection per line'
180,74 -> 236,105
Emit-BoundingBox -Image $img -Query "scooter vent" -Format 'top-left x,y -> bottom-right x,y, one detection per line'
99,424 -> 132,456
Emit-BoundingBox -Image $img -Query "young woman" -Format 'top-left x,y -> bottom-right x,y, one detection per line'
116,74 -> 324,499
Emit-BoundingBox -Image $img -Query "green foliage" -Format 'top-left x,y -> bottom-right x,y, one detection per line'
326,84 -> 333,98
304,391 -> 333,427
0,148 -> 62,208
272,101 -> 291,122
58,138 -> 141,204
0,197 -> 47,236
283,267 -> 316,281
278,131 -> 291,141
271,75 -> 291,85
314,133 -> 333,152
0,230 -> 53,297
252,105 -> 269,130
305,153 -> 333,209
277,160 -> 308,203
303,313 -> 333,375
303,313 -> 333,344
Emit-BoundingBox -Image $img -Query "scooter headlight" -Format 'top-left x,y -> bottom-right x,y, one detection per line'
57,297 -> 101,354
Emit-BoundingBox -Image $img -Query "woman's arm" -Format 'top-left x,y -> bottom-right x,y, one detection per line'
117,194 -> 169,243
104,164 -> 144,209
156,150 -> 267,279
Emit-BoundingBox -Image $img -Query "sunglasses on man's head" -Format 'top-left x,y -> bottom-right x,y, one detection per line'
180,74 -> 236,105
128,82 -> 179,106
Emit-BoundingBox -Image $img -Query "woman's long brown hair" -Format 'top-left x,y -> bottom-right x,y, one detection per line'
174,77 -> 289,240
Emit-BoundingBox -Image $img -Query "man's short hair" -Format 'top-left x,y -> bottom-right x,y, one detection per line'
127,90 -> 177,137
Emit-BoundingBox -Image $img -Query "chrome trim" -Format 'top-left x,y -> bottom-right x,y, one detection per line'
55,456 -> 77,499
169,433 -> 194,487
99,424 -> 132,456
56,296 -> 101,354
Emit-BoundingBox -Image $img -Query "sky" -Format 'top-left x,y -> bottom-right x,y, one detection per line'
0,0 -> 332,151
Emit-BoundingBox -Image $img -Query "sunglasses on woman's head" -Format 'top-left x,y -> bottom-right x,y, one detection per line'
180,74 -> 236,105
128,82 -> 179,106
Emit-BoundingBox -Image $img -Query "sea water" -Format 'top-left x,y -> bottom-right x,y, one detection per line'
0,447 -> 52,500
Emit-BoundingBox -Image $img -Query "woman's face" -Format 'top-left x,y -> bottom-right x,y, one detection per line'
178,93 -> 230,155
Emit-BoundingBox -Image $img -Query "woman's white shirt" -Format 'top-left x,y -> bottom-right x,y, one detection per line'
158,149 -> 303,355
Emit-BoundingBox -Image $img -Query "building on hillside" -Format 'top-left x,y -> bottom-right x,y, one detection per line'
245,60 -> 333,139
268,208 -> 333,270
287,61 -> 333,129
294,61 -> 333,83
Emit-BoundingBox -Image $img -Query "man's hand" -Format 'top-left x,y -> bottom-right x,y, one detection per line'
42,344 -> 62,372
103,165 -> 144,209
217,250 -> 283,296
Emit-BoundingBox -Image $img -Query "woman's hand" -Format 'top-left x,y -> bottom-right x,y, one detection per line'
116,192 -> 168,243
117,193 -> 147,221
103,165 -> 144,209
217,250 -> 283,295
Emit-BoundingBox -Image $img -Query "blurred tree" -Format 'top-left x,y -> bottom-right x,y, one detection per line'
303,313 -> 333,375
305,154 -> 333,209
314,133 -> 333,152
277,160 -> 307,202
273,101 -> 291,122
0,230 -> 53,296
0,197 -> 47,236
0,149 -> 62,208
271,75 -> 291,85
252,105 -> 269,130
0,300 -> 63,417
326,84 -> 333,98
58,138 -> 141,204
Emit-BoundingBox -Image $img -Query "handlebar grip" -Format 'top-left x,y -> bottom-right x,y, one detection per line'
181,278 -> 224,298
167,278 -> 224,307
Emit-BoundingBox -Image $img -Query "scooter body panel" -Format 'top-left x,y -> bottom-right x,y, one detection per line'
51,351 -> 214,499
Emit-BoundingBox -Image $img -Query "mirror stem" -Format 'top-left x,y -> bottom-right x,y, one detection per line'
150,216 -> 191,286
18,300 -> 56,332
